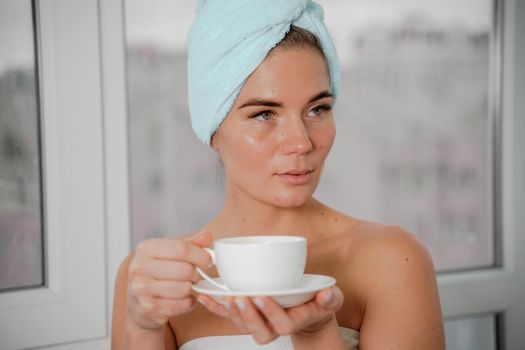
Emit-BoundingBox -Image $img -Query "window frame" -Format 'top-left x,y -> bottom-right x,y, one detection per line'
437,0 -> 525,347
0,0 -> 129,348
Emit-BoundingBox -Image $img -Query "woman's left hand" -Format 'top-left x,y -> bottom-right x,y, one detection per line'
196,286 -> 344,345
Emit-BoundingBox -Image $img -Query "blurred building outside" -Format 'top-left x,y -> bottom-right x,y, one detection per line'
126,8 -> 492,271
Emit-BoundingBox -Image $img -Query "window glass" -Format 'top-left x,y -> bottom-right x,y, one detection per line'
316,0 -> 495,271
0,0 -> 44,291
125,0 -> 497,272
445,314 -> 498,350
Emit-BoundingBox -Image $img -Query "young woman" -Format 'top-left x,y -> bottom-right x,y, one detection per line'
112,1 -> 445,349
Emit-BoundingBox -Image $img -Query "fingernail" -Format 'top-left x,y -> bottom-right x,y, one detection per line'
235,298 -> 245,310
197,297 -> 206,306
253,298 -> 265,309
219,298 -> 231,310
324,290 -> 333,304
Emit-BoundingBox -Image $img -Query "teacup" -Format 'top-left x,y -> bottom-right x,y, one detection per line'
196,235 -> 307,292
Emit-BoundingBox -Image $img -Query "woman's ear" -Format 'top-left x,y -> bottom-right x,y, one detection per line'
210,131 -> 220,151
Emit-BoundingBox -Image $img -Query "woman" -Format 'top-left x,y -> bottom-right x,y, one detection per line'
112,1 -> 445,349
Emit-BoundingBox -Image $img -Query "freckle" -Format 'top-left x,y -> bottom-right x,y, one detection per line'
320,211 -> 325,216
333,217 -> 339,222
405,258 -> 409,261
320,145 -> 324,149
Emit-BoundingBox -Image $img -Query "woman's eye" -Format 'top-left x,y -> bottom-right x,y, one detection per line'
308,104 -> 332,118
251,110 -> 273,121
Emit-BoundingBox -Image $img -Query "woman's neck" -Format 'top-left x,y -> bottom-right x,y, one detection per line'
207,189 -> 326,241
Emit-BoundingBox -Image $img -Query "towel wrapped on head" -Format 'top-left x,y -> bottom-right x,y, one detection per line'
187,0 -> 340,145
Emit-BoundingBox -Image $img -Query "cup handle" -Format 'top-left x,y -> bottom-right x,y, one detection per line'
196,247 -> 230,291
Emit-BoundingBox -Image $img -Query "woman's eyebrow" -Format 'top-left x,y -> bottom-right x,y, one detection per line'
308,90 -> 333,103
238,90 -> 333,109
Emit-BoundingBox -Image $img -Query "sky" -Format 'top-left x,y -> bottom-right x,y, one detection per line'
0,0 -> 492,75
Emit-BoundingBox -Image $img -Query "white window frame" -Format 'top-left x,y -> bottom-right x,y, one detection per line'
437,0 -> 525,347
0,0 -> 129,349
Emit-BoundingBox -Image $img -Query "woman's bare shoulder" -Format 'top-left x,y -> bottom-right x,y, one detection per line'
112,253 -> 134,349
347,220 -> 432,267
340,220 -> 444,347
345,218 -> 424,248
343,219 -> 439,311
332,215 -> 434,277
320,211 -> 436,294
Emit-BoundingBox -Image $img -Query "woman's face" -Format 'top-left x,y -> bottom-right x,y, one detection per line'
212,46 -> 336,208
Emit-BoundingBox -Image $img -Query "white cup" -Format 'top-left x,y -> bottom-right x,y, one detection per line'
196,235 -> 307,292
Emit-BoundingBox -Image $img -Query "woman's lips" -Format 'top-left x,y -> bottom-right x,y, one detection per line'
276,170 -> 313,185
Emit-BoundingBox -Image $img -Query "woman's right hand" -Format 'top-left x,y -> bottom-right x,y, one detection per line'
126,230 -> 213,331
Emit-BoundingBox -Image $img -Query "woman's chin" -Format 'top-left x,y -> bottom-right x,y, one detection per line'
268,190 -> 315,208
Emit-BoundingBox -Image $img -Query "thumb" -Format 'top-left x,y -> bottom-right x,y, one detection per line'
315,286 -> 344,311
186,230 -> 213,248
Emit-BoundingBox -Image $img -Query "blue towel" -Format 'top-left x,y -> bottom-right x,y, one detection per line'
187,0 -> 340,145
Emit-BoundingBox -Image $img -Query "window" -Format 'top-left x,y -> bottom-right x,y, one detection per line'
0,0 -> 44,291
125,0 -> 497,272
0,1 -> 110,348
315,0 -> 497,272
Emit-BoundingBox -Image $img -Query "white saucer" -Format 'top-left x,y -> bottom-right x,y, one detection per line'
192,274 -> 336,308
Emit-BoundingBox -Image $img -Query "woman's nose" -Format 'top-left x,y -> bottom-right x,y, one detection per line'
280,117 -> 314,155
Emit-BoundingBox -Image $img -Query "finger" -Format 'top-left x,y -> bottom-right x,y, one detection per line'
185,230 -> 213,248
282,290 -> 341,333
234,297 -> 278,345
313,286 -> 344,311
283,298 -> 331,331
135,296 -> 196,321
145,280 -> 193,299
138,260 -> 200,282
221,297 -> 249,333
252,297 -> 297,336
135,237 -> 211,268
197,294 -> 230,318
